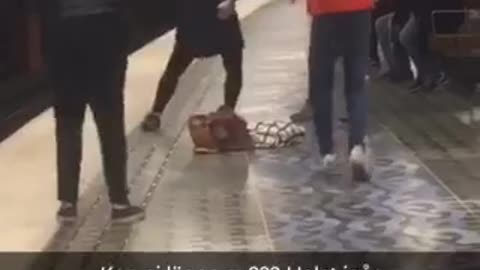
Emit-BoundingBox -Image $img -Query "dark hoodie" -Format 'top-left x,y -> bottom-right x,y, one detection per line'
175,0 -> 244,57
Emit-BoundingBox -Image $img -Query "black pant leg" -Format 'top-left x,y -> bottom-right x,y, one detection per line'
86,13 -> 130,205
89,63 -> 129,205
151,42 -> 195,113
221,47 -> 243,109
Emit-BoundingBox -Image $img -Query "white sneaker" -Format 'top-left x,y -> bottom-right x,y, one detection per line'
349,145 -> 371,182
309,153 -> 337,171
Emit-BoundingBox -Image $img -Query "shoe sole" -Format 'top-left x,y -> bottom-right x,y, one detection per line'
142,123 -> 160,132
194,147 -> 219,154
351,162 -> 370,182
290,115 -> 312,122
57,216 -> 76,223
112,212 -> 146,225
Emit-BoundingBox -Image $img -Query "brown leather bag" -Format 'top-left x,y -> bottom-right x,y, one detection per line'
188,106 -> 254,154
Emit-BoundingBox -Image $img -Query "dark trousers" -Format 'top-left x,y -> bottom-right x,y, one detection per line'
370,3 -> 394,62
376,13 -> 412,79
309,10 -> 370,155
370,15 -> 379,63
46,12 -> 129,205
151,42 -> 243,113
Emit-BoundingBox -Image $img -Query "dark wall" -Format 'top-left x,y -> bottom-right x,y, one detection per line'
0,0 -> 29,80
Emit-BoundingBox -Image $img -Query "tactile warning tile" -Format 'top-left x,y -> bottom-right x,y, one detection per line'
125,132 -> 272,251
250,123 -> 480,251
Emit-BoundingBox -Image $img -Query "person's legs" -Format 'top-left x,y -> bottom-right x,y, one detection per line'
221,47 -> 243,109
89,62 -> 130,206
341,10 -> 371,181
54,83 -> 88,208
46,16 -> 89,220
390,20 -> 414,81
376,13 -> 412,81
309,15 -> 337,158
400,15 -> 427,89
375,13 -> 394,74
416,23 -> 448,91
48,13 -> 144,223
369,14 -> 380,66
290,16 -> 314,122
151,42 -> 195,114
142,42 -> 194,131
87,13 -> 145,222
342,12 -> 370,152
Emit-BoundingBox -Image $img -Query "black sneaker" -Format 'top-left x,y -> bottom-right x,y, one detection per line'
389,72 -> 414,83
408,79 -> 423,90
111,205 -> 146,224
57,203 -> 77,223
142,113 -> 161,132
430,73 -> 449,92
290,104 -> 312,122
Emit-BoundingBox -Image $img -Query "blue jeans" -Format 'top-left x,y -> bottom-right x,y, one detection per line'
309,10 -> 370,155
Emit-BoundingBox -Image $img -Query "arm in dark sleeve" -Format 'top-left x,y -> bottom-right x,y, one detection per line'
392,0 -> 411,26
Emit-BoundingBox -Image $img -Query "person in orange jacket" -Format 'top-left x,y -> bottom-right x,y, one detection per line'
291,0 -> 373,181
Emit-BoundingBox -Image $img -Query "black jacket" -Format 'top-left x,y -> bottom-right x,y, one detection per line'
391,0 -> 411,26
175,0 -> 244,57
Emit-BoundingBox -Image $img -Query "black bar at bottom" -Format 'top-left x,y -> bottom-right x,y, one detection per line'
2,252 -> 480,270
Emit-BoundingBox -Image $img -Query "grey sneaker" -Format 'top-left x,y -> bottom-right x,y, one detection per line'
57,203 -> 77,223
142,112 -> 162,132
309,153 -> 337,172
290,103 -> 313,122
350,145 -> 371,182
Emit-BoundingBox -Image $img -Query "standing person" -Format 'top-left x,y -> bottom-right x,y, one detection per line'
142,0 -> 244,132
38,0 -> 145,223
291,0 -> 373,181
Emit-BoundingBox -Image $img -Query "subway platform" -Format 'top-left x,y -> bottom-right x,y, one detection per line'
2,0 -> 480,255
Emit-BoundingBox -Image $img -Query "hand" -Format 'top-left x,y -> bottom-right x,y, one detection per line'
217,0 -> 235,20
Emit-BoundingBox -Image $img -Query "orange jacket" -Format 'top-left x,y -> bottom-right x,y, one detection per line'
307,0 -> 373,15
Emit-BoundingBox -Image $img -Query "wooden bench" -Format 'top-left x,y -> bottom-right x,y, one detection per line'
430,2 -> 480,93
